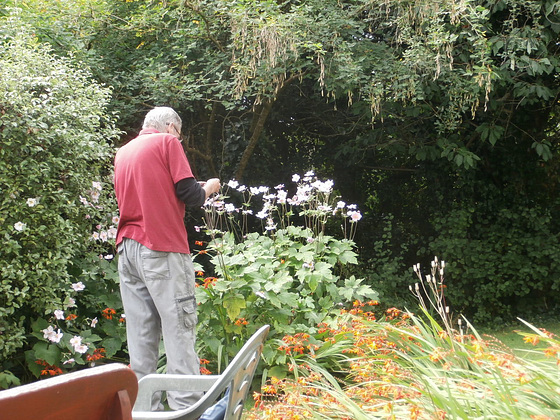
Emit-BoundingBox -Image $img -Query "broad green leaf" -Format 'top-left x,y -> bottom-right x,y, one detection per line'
223,295 -> 246,321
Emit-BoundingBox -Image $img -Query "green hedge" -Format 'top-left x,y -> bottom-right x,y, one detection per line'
428,203 -> 560,324
0,23 -> 120,379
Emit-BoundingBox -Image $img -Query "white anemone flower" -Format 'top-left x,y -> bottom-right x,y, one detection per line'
14,222 -> 26,231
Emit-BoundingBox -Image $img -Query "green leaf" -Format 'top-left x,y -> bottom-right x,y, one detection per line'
223,295 -> 246,321
267,365 -> 289,380
307,273 -> 320,292
101,337 -> 123,358
276,292 -> 300,309
0,371 -> 21,390
32,342 -> 61,366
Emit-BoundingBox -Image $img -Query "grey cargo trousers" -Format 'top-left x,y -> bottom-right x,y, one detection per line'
117,238 -> 201,410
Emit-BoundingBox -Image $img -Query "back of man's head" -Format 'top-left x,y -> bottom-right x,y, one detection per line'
142,107 -> 182,132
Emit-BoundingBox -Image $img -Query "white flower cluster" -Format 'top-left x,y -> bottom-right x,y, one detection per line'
203,172 -> 363,239
42,325 -> 63,343
80,181 -> 102,206
78,181 -> 119,242
91,224 -> 118,242
69,336 -> 88,354
212,171 -> 362,224
13,197 -> 42,232
41,281 -> 90,353
41,330 -> 85,353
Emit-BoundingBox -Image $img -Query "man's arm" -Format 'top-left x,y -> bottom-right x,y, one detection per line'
175,177 -> 221,207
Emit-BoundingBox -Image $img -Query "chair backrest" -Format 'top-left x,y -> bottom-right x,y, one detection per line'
220,324 -> 270,420
0,363 -> 138,420
133,324 -> 270,420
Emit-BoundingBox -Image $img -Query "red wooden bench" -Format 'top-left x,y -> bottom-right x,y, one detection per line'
0,363 -> 138,420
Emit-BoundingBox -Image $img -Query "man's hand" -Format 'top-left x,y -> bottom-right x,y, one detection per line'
202,178 -> 220,199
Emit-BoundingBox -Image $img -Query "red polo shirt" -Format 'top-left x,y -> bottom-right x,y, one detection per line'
114,128 -> 194,253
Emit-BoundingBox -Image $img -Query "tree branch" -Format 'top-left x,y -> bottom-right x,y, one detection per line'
183,0 -> 225,53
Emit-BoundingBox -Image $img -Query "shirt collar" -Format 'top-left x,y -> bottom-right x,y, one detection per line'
138,128 -> 161,136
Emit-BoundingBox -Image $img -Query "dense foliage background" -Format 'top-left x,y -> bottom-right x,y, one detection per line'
1,0 -> 559,384
0,20 -> 123,386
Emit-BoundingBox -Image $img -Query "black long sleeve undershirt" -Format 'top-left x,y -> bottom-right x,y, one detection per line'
175,177 -> 206,207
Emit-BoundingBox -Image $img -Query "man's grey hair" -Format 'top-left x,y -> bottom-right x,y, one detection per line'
142,107 -> 182,132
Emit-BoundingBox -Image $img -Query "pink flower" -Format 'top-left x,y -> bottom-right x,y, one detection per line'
42,326 -> 63,343
348,210 -> 362,222
70,336 -> 88,354
71,282 -> 85,292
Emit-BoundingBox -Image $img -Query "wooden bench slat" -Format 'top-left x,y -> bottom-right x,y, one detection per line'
0,363 -> 138,420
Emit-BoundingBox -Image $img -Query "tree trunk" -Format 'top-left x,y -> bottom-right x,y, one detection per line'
235,97 -> 274,181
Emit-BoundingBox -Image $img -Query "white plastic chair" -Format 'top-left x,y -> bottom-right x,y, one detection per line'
132,324 -> 270,420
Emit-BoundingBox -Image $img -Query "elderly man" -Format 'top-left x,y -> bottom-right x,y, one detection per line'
114,106 -> 220,410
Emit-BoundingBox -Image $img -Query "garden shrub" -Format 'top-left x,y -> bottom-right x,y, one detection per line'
0,23 -> 121,384
361,214 -> 418,311
193,174 -> 378,378
427,202 -> 560,324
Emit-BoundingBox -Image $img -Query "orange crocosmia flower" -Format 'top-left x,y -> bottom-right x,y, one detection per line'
261,384 -> 277,395
435,409 -> 447,420
200,367 -> 212,375
235,318 -> 248,326
270,376 -> 282,386
429,348 -> 445,363
523,335 -> 540,346
278,345 -> 291,355
400,312 -> 411,321
86,347 -> 106,362
196,271 -> 204,277
386,307 -> 401,319
41,367 -> 63,376
472,340 -> 484,353
294,346 -> 304,354
543,346 -> 559,357
203,277 -> 217,288
438,330 -> 448,339
102,307 -> 117,320
410,405 -> 421,420
65,314 -> 78,321
539,328 -> 555,339
518,372 -> 530,384
383,402 -> 393,413
195,241 -> 204,246
37,360 -> 63,376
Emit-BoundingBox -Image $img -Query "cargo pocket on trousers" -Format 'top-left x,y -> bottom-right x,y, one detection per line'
177,295 -> 198,329
141,249 -> 171,281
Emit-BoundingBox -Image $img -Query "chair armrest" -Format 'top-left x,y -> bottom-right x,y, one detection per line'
135,375 -> 220,412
